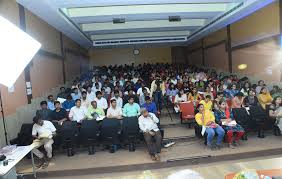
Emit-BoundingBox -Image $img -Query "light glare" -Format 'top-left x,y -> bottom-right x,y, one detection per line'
0,16 -> 41,87
238,64 -> 247,70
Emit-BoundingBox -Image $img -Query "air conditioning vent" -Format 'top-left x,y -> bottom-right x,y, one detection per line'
93,36 -> 187,46
113,18 -> 125,24
169,16 -> 181,22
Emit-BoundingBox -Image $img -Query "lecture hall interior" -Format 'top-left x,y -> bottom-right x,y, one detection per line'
1,0 -> 282,178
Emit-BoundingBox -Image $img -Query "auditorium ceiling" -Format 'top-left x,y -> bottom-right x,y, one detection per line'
17,0 -> 275,48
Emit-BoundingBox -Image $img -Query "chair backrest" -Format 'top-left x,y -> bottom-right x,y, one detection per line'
249,105 -> 267,120
80,120 -> 99,142
61,121 -> 79,140
232,108 -> 250,125
101,118 -> 120,142
179,102 -> 195,118
122,117 -> 139,139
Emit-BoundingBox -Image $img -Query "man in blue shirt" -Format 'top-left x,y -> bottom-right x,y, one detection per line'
141,96 -> 157,115
47,95 -> 55,111
62,94 -> 75,112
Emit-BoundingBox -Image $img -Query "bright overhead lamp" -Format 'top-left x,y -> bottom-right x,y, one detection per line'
238,64 -> 247,70
0,16 -> 41,88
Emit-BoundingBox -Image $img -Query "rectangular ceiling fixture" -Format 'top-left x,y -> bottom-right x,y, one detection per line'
113,18 -> 125,24
169,16 -> 181,22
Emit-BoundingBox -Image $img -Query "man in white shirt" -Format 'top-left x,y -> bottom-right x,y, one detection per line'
95,91 -> 108,110
107,99 -> 123,119
86,86 -> 96,103
138,108 -> 162,161
137,83 -> 150,97
111,90 -> 123,108
81,91 -> 90,108
31,116 -> 56,168
69,99 -> 87,123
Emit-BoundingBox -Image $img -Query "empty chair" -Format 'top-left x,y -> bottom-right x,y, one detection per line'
80,120 -> 100,155
60,121 -> 79,156
100,118 -> 120,153
179,102 -> 195,126
249,105 -> 267,138
122,117 -> 140,152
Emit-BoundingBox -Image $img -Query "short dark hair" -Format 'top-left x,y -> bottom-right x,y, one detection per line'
75,99 -> 81,103
40,101 -> 47,106
82,91 -> 87,95
96,91 -> 102,96
54,101 -> 60,105
128,96 -> 135,101
145,96 -> 151,101
47,95 -> 53,99
33,115 -> 41,123
110,99 -> 116,103
205,95 -> 211,99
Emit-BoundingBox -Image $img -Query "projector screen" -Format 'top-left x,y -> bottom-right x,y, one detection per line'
0,16 -> 41,87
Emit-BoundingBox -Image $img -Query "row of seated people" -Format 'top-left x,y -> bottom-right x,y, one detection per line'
31,99 -> 163,168
26,63 -> 282,167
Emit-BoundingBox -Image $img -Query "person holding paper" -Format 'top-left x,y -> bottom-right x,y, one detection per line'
195,104 -> 225,150
31,115 -> 56,168
214,100 -> 245,148
87,100 -> 105,120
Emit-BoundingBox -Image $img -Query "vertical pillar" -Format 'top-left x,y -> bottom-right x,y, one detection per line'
227,25 -> 233,73
19,4 -> 32,104
201,39 -> 205,66
60,32 -> 66,84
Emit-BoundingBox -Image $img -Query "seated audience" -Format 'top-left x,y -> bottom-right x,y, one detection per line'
199,95 -> 213,111
166,83 -> 178,102
86,86 -> 95,103
240,82 -> 251,97
188,87 -> 202,104
214,92 -> 225,111
57,87 -> 68,99
47,95 -> 55,111
256,80 -> 265,95
243,89 -> 259,107
195,104 -> 225,150
94,91 -> 108,111
69,99 -> 87,123
139,87 -> 150,106
81,91 -> 90,108
86,101 -> 105,120
71,88 -> 81,101
204,86 -> 214,100
123,96 -> 140,117
214,100 -> 245,148
51,101 -> 68,125
32,116 -> 56,168
36,101 -> 52,121
231,92 -> 244,109
269,96 -> 282,133
270,85 -> 282,99
123,89 -> 139,105
224,84 -> 238,99
258,87 -> 273,110
174,89 -> 187,113
111,90 -> 123,108
107,99 -> 123,119
138,108 -> 162,161
62,94 -> 75,112
141,96 -> 158,115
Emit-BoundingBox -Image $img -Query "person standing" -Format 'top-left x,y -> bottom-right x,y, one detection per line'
150,75 -> 165,113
